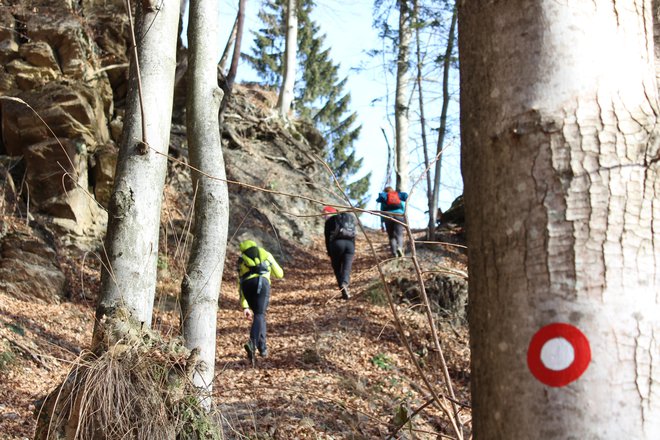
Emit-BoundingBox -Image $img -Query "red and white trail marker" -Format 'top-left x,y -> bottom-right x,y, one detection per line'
527,323 -> 591,387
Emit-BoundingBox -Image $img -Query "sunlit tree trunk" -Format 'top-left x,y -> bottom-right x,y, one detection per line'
278,0 -> 297,117
220,0 -> 247,117
180,0 -> 229,406
218,14 -> 238,73
460,1 -> 660,438
394,0 -> 412,191
94,0 -> 181,340
412,0 -> 433,238
430,4 -> 457,236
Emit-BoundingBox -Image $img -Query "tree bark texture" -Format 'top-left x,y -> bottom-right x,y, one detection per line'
395,0 -> 412,192
96,0 -> 181,333
460,1 -> 660,438
181,0 -> 229,401
278,0 -> 297,117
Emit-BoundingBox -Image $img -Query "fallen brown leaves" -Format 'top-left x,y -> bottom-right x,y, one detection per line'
0,230 -> 470,439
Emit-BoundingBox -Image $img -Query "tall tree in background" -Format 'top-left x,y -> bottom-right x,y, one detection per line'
394,0 -> 412,192
180,0 -> 229,405
374,0 -> 459,221
460,1 -> 660,438
248,0 -> 370,206
277,0 -> 297,116
94,0 -> 181,342
429,2 -> 457,236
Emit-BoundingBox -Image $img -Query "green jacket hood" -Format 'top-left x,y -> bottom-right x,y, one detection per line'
239,240 -> 258,252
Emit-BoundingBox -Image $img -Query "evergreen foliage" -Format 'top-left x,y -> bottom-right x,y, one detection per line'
247,0 -> 370,207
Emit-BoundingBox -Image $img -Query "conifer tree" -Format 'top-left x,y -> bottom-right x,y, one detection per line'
246,0 -> 370,206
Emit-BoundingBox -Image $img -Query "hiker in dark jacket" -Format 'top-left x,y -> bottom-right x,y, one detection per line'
376,186 -> 408,257
323,206 -> 355,300
237,239 -> 284,362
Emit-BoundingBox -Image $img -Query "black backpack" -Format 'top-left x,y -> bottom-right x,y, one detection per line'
239,246 -> 271,280
331,212 -> 357,240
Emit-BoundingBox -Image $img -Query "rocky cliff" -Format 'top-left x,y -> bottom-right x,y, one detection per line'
0,0 -> 341,301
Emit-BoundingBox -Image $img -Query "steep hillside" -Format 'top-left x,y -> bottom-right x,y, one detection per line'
0,1 -> 471,438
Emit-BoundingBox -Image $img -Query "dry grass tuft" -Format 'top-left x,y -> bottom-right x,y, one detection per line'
34,308 -> 221,440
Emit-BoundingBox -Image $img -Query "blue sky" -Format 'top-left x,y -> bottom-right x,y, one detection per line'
213,0 -> 462,228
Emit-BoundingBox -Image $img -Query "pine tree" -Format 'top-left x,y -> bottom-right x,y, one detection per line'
246,0 -> 370,207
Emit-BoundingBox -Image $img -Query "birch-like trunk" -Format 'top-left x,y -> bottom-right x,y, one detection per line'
277,0 -> 297,117
460,1 -> 660,438
181,0 -> 229,402
94,0 -> 180,338
394,0 -> 412,192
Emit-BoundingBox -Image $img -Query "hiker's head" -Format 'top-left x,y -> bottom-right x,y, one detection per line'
322,205 -> 337,219
384,186 -> 394,193
239,239 -> 258,252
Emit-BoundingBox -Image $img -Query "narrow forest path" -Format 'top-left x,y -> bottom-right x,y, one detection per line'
211,231 -> 470,439
0,228 -> 470,439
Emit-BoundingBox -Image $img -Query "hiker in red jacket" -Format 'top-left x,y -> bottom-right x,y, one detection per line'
376,186 -> 408,257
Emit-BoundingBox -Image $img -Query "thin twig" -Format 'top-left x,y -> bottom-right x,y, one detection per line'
124,0 -> 148,146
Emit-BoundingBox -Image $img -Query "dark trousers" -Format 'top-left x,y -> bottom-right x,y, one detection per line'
328,239 -> 355,288
241,276 -> 271,353
384,216 -> 404,256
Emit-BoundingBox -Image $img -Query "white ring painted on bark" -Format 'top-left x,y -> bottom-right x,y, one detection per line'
540,337 -> 575,371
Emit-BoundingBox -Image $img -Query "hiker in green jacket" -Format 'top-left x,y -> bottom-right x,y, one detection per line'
237,239 -> 284,361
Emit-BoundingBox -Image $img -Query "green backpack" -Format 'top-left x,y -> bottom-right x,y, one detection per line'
239,246 -> 271,280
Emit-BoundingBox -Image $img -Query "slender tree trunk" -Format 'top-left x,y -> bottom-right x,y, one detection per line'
94,0 -> 181,341
220,0 -> 247,116
460,1 -> 660,438
218,14 -> 238,73
412,0 -> 433,239
181,0 -> 229,404
430,3 -> 457,234
278,0 -> 297,117
394,0 -> 412,191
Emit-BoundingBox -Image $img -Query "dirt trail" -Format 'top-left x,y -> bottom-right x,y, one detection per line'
212,232 -> 470,439
0,231 -> 470,439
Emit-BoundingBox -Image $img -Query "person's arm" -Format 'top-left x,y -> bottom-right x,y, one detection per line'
239,280 -> 250,315
237,257 -> 250,313
399,192 -> 409,202
378,201 -> 386,230
324,218 -> 332,254
267,253 -> 284,279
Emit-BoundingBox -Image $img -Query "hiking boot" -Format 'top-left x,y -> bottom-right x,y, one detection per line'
244,341 -> 255,362
340,285 -> 351,300
259,348 -> 268,358
396,248 -> 404,258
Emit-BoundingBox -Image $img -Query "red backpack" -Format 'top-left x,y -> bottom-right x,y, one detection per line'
385,191 -> 402,210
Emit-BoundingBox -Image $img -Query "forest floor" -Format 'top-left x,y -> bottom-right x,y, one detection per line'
0,229 -> 471,439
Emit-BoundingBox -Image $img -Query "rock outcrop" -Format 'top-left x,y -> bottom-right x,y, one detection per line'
0,0 -> 342,300
0,1 -> 125,242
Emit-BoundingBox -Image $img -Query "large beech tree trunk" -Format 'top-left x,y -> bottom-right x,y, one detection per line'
95,0 -> 181,336
459,1 -> 660,438
180,0 -> 229,403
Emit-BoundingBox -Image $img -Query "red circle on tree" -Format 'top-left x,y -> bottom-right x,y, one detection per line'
527,322 -> 591,387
